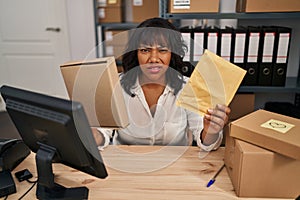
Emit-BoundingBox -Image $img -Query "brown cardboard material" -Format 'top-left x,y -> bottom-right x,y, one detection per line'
60,57 -> 129,128
105,30 -> 128,46
229,93 -> 255,120
98,6 -> 123,23
98,0 -> 123,7
104,30 -> 128,63
236,0 -> 300,12
105,45 -> 126,61
222,93 -> 255,145
225,135 -> 300,198
169,0 -> 219,13
125,0 -> 159,23
230,109 -> 300,160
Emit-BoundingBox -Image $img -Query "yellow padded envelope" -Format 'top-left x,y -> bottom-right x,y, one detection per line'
176,50 -> 246,116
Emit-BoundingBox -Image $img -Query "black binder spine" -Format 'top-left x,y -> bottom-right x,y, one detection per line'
243,26 -> 260,86
206,26 -> 219,55
193,26 -> 205,62
258,26 -> 276,86
180,26 -> 194,63
272,26 -> 292,86
232,26 -> 247,69
219,27 -> 233,62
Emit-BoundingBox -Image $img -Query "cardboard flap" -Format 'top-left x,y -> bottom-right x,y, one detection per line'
230,109 -> 300,160
60,57 -> 129,128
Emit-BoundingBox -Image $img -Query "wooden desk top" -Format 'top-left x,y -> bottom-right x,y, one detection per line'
4,145 -> 292,200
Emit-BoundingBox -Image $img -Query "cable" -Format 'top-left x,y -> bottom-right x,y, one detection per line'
17,179 -> 38,200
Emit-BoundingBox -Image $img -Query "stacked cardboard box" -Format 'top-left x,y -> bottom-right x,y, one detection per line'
98,0 -> 123,23
124,0 -> 159,23
169,0 -> 219,13
225,109 -> 300,198
104,30 -> 128,68
236,0 -> 300,12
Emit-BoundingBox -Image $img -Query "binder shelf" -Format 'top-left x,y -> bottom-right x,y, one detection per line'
238,77 -> 300,93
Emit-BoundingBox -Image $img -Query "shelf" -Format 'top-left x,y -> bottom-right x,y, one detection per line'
99,23 -> 139,30
238,77 -> 300,93
163,12 -> 300,20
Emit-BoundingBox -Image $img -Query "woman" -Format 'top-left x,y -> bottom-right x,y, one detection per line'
94,17 -> 230,151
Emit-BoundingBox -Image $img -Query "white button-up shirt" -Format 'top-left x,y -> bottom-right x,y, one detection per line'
98,76 -> 222,151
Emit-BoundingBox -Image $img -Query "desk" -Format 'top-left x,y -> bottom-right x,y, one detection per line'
4,145 -> 292,200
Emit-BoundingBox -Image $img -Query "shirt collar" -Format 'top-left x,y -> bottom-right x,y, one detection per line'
131,76 -> 175,96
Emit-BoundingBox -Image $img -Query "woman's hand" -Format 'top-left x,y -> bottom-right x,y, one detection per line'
201,104 -> 231,144
91,127 -> 104,146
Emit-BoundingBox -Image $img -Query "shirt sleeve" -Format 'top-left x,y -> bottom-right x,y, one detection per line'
196,130 -> 223,151
96,128 -> 113,151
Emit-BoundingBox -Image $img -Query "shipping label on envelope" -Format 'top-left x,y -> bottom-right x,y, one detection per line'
261,119 -> 295,134
176,50 -> 246,116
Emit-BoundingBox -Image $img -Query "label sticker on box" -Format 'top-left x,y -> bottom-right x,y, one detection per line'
98,8 -> 105,19
260,119 -> 295,134
108,0 -> 117,4
98,0 -> 107,7
105,31 -> 113,41
173,0 -> 190,9
133,0 -> 143,6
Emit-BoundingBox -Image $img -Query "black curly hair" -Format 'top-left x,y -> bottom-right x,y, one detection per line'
121,17 -> 187,96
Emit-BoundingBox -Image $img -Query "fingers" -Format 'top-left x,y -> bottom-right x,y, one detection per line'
203,104 -> 231,134
206,105 -> 229,124
91,127 -> 104,146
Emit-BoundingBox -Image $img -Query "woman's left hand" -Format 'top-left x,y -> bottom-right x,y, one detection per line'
203,104 -> 231,135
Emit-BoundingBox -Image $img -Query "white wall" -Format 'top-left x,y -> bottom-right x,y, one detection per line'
66,0 -> 97,60
0,0 -> 96,111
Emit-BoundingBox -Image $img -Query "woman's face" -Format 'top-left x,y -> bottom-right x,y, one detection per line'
137,43 -> 171,84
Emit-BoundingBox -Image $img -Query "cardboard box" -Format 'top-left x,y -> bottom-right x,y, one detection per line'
60,57 -> 129,128
224,135 -> 300,198
230,109 -> 300,160
105,30 -> 128,46
105,45 -> 125,61
169,0 -> 219,13
98,6 -> 123,23
104,30 -> 128,62
222,93 -> 255,145
229,93 -> 255,120
97,0 -> 123,7
236,0 -> 300,12
125,0 -> 159,23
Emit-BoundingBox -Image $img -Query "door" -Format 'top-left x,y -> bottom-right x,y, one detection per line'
0,0 -> 71,110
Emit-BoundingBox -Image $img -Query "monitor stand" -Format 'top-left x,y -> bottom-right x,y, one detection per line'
35,143 -> 89,200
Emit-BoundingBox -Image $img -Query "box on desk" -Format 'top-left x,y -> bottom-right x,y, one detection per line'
224,134 -> 300,198
60,57 -> 129,128
230,109 -> 300,160
224,109 -> 300,198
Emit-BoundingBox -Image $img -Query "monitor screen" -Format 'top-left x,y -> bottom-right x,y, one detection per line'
0,85 -> 108,199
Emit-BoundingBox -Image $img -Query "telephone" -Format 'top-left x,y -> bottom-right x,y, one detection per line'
0,138 -> 30,171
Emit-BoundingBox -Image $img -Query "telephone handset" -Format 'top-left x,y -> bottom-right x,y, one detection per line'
0,138 -> 30,171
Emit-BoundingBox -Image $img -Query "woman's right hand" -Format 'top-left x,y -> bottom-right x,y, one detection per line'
91,127 -> 105,146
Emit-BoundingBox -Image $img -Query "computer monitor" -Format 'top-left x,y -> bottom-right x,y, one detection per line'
0,85 -> 108,200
